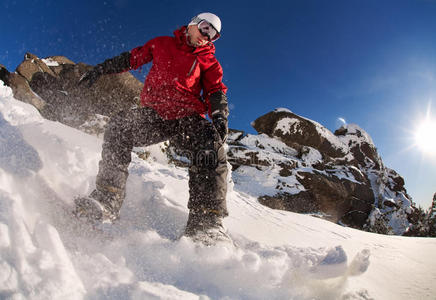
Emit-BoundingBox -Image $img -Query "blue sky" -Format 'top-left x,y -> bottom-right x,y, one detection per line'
1,0 -> 435,208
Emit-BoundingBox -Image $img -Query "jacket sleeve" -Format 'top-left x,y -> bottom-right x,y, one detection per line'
202,59 -> 228,118
129,38 -> 156,70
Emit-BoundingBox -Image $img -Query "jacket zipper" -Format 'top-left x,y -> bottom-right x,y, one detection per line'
187,59 -> 197,76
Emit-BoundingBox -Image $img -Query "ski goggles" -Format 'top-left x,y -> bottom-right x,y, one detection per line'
197,20 -> 220,42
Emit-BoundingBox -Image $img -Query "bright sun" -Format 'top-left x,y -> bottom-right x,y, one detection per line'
415,118 -> 436,155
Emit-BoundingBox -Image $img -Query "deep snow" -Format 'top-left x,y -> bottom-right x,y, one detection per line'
1,80 -> 436,299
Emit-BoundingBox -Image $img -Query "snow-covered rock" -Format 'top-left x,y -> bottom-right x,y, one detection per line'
228,109 -> 416,234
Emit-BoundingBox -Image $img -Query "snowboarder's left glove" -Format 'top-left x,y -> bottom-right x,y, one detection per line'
79,66 -> 104,87
213,114 -> 228,142
78,52 -> 131,88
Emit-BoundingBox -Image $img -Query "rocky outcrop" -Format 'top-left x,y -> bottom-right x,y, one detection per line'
228,109 -> 417,234
2,53 -> 143,129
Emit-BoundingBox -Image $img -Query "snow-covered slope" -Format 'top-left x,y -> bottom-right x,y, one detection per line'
1,80 -> 436,299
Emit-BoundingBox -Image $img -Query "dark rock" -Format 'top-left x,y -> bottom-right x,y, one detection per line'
340,210 -> 369,228
334,127 -> 347,136
388,170 -> 406,192
296,171 -> 374,222
278,162 -> 295,177
259,191 -> 320,213
8,73 -> 46,111
0,64 -> 10,85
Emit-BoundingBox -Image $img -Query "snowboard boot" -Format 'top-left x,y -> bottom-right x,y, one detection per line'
73,189 -> 120,224
184,209 -> 231,245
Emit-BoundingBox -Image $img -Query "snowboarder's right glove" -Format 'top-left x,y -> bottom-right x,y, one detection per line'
78,51 -> 131,88
209,91 -> 229,142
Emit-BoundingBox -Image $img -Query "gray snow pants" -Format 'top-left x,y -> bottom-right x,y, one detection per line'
95,107 -> 228,217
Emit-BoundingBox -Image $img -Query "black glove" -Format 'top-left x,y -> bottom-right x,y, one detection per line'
212,114 -> 228,142
78,65 -> 103,88
78,52 -> 131,88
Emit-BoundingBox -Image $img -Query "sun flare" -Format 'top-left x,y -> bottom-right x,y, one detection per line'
415,118 -> 436,155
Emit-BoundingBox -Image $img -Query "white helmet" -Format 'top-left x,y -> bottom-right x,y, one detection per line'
189,12 -> 222,34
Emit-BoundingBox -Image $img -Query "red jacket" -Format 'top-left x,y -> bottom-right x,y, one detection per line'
129,26 -> 227,120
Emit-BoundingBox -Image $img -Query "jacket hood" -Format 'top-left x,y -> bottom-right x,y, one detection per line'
174,26 -> 216,55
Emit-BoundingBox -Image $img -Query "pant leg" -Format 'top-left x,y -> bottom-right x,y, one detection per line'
96,107 -> 176,214
171,115 -> 228,217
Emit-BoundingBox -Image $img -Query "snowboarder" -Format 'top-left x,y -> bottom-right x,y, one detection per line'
74,12 -> 230,243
